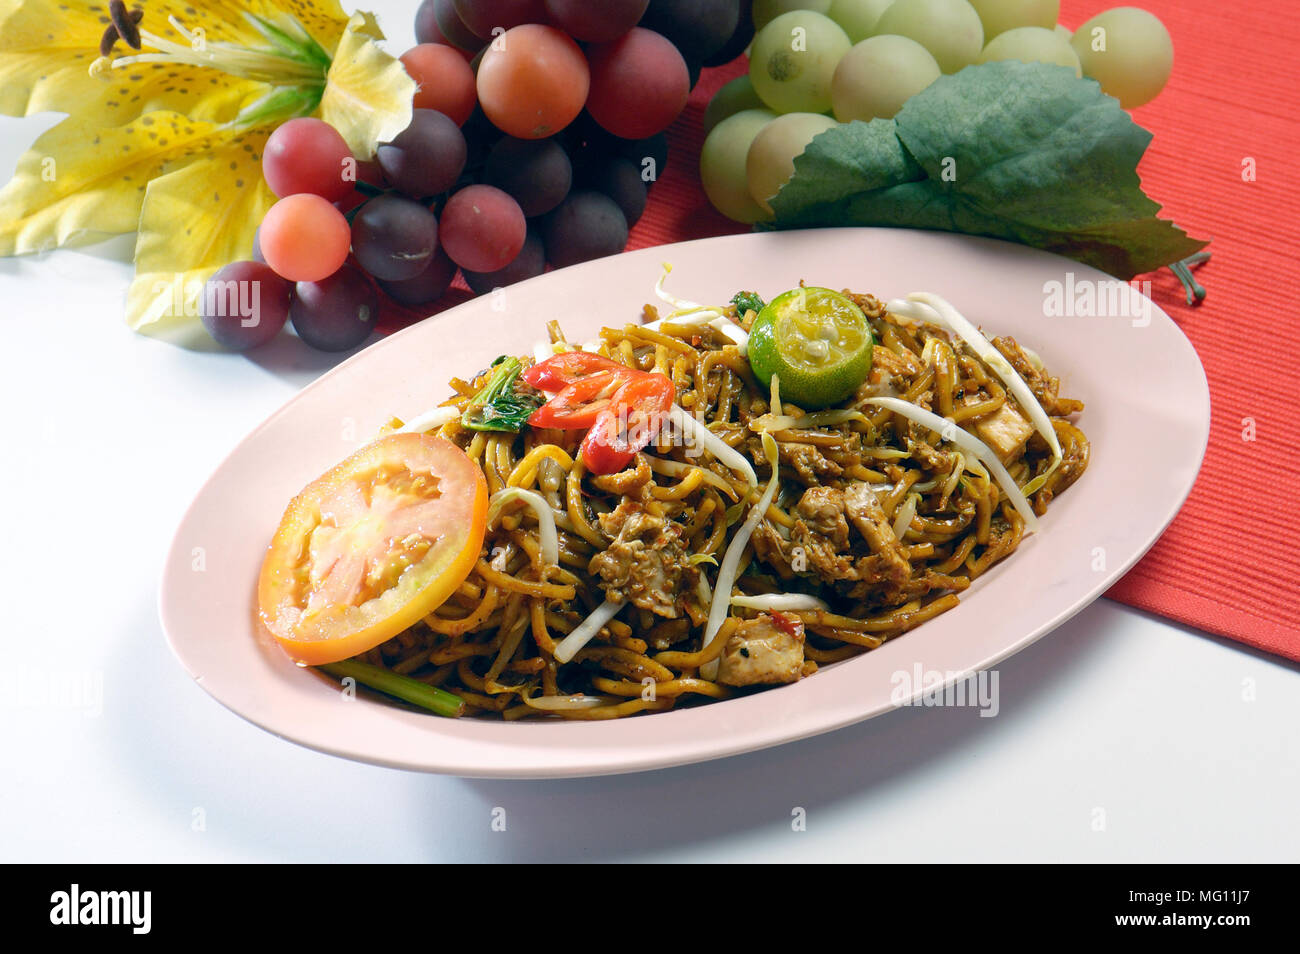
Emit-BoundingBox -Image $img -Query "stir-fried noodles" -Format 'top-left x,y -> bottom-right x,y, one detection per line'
334,289 -> 1089,719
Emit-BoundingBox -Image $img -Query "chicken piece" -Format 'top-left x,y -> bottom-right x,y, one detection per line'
716,614 -> 805,687
588,500 -> 695,618
786,486 -> 856,581
843,481 -> 912,586
751,521 -> 799,579
794,486 -> 849,547
966,396 -> 1034,462
782,443 -> 843,483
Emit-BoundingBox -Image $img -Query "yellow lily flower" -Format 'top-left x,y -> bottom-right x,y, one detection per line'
0,0 -> 415,330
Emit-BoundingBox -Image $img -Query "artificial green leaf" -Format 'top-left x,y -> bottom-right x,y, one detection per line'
768,61 -> 1207,280
771,117 -> 924,210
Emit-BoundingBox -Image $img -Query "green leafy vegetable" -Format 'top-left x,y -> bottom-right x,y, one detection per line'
768,61 -> 1207,281
731,291 -> 766,316
461,356 -> 543,432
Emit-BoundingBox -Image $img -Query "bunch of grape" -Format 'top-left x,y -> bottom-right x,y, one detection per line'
201,0 -> 755,352
702,0 -> 1174,224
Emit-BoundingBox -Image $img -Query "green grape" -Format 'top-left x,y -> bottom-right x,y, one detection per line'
749,10 -> 853,114
746,111 -> 839,214
704,75 -> 767,136
701,109 -> 779,223
977,25 -> 1080,76
832,35 -> 941,121
826,0 -> 893,43
968,0 -> 1059,40
873,0 -> 984,74
753,0 -> 833,31
1055,23 -> 1072,41
1070,6 -> 1172,109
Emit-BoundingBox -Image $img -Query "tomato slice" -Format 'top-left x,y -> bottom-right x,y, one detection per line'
523,352 -> 632,392
528,369 -> 631,429
257,433 -> 488,665
581,372 -> 675,475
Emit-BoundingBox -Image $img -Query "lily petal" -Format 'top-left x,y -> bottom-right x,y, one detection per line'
318,11 -> 414,160
0,110 -> 228,254
126,124 -> 276,330
0,0 -> 307,119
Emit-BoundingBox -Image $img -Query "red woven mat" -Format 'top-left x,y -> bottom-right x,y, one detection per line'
627,0 -> 1300,661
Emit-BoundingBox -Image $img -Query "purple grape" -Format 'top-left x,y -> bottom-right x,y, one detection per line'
290,265 -> 377,352
463,230 -> 546,294
251,225 -> 266,264
704,0 -> 753,66
544,0 -> 649,42
201,261 -> 291,350
433,0 -> 481,51
542,191 -> 628,268
377,249 -> 459,305
582,157 -> 647,226
351,195 -> 439,282
617,131 -> 668,187
415,0 -> 441,44
377,109 -> 467,199
560,111 -> 619,182
483,137 -> 572,217
639,0 -> 740,64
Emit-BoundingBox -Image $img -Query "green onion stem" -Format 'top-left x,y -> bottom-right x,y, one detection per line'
317,660 -> 466,718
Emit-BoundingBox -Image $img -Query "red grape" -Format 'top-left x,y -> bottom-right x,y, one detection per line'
201,261 -> 292,350
262,118 -> 354,202
463,230 -> 546,295
584,28 -> 690,139
543,0 -> 649,42
291,265 -> 377,352
476,24 -> 589,139
351,195 -> 440,282
439,184 -> 527,273
259,194 -> 351,283
401,44 -> 477,126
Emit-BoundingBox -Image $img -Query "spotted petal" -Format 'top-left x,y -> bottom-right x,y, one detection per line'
317,11 -> 413,160
126,124 -> 275,330
0,0 -> 325,121
0,110 -> 235,254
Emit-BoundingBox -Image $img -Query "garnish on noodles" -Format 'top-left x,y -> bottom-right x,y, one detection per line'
259,275 -> 1088,719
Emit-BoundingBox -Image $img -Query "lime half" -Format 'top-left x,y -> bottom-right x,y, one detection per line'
748,287 -> 873,409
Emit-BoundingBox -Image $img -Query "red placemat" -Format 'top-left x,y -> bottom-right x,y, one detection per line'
627,0 -> 1300,661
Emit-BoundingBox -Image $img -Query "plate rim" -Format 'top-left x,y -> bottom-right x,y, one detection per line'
159,227 -> 1211,778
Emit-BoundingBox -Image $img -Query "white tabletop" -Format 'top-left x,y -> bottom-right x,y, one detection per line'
3,4 -> 1297,862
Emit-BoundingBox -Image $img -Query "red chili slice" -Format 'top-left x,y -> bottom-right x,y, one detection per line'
528,369 -> 631,430
769,611 -> 804,640
580,372 -> 675,475
522,352 -> 634,392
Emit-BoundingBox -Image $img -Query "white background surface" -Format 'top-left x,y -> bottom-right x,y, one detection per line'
2,2 -> 1297,863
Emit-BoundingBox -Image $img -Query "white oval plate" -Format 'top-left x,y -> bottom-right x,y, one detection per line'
160,228 -> 1209,778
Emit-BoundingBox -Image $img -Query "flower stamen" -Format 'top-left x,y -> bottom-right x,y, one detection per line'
92,6 -> 328,89
99,3 -> 143,58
